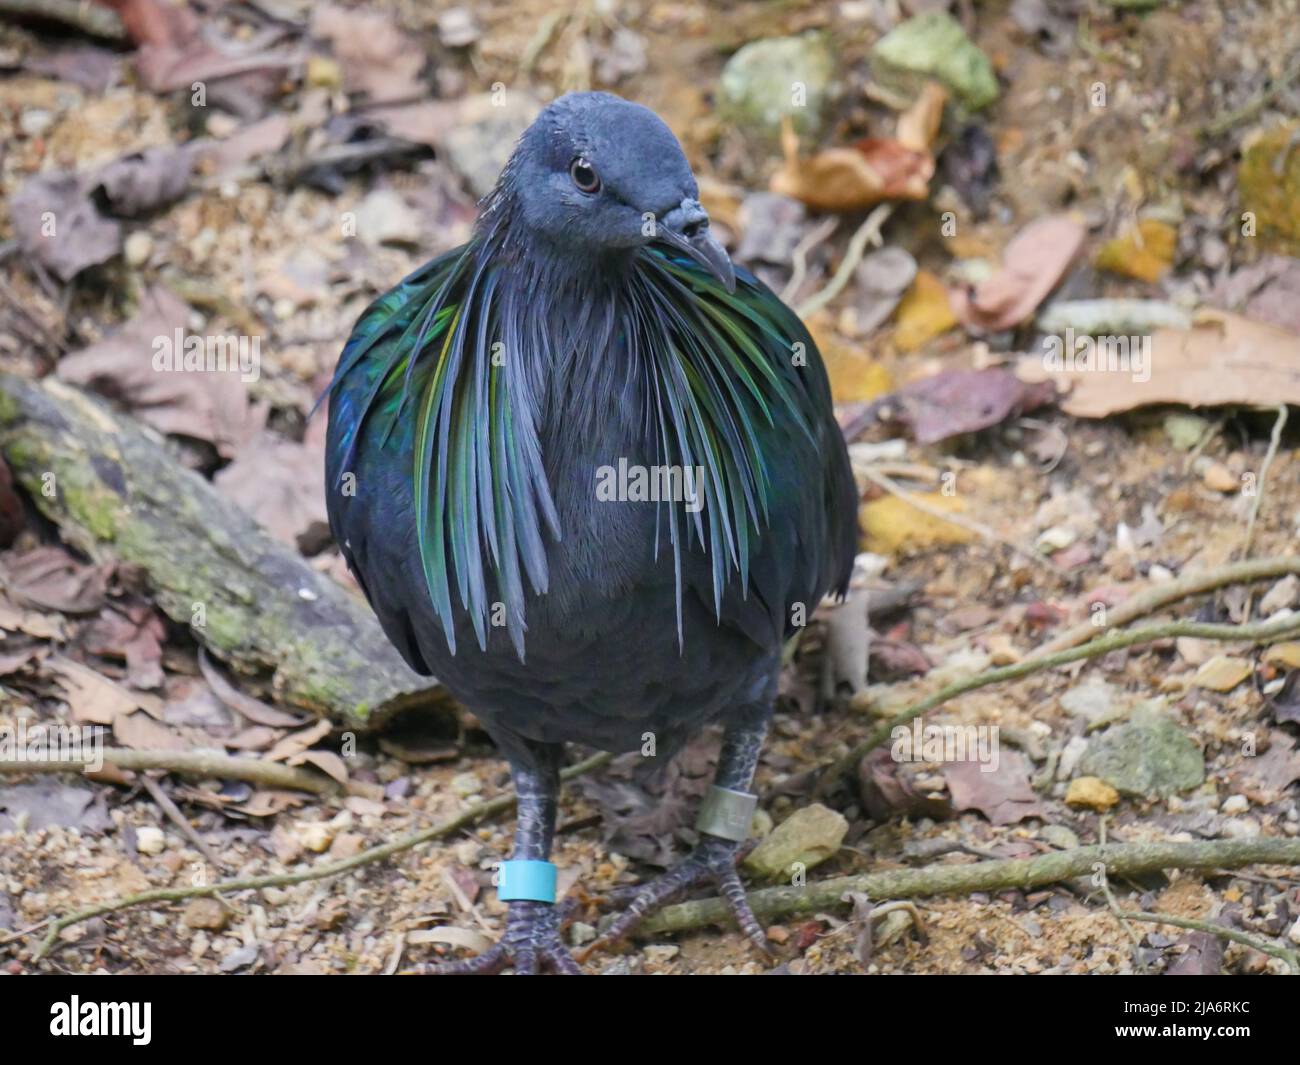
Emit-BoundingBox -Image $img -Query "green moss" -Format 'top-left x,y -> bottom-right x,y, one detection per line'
1240,124 -> 1300,255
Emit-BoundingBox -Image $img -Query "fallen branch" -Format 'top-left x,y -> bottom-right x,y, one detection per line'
0,747 -> 341,795
1030,555 -> 1300,658
0,0 -> 126,39
814,613 -> 1300,795
0,375 -> 448,731
641,839 -> 1300,934
28,751 -> 614,959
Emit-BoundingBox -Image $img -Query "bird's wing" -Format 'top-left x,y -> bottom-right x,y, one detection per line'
322,247 -> 470,674
635,251 -> 858,651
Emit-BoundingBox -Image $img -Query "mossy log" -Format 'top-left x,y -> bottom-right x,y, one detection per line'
0,373 -> 451,732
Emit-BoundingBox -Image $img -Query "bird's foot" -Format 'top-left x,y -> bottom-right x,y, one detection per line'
408,899 -> 583,975
579,835 -> 769,961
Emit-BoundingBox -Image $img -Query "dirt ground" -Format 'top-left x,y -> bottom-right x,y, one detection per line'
1,0 -> 1299,974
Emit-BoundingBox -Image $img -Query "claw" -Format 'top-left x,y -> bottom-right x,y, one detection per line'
578,836 -> 771,963
407,898 -> 584,975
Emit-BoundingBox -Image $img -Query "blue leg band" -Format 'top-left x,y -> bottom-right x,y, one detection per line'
498,859 -> 557,903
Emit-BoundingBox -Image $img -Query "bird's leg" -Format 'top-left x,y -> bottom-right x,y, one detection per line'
583,704 -> 772,959
420,741 -> 582,974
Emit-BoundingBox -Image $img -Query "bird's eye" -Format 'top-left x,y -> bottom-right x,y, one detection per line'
569,158 -> 600,193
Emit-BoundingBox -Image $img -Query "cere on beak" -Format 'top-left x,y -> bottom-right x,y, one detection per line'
657,199 -> 736,293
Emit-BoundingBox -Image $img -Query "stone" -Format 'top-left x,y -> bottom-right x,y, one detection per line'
443,92 -> 541,200
1077,711 -> 1205,798
1065,776 -> 1119,811
1260,575 -> 1300,616
1192,655 -> 1252,693
871,12 -> 999,111
742,803 -> 847,879
354,189 -> 420,247
718,33 -> 837,144
135,826 -> 165,855
182,898 -> 228,931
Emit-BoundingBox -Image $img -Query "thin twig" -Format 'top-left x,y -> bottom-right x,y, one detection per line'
0,748 -> 340,795
140,775 -> 229,874
1241,404 -> 1288,562
1117,910 -> 1300,972
780,216 -> 838,305
814,613 -> 1300,795
1030,556 -> 1300,658
859,465 -> 1067,579
642,839 -> 1300,935
795,204 -> 895,319
31,752 -> 613,959
1202,52 -> 1300,138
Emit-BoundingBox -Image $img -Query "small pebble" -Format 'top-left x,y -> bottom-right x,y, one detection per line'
135,826 -> 166,855
1221,794 -> 1249,815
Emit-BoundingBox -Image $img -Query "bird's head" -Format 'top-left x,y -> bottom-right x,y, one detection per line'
488,91 -> 735,292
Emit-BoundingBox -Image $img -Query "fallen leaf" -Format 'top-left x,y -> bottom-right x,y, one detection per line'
0,780 -> 112,832
287,749 -> 349,785
408,926 -> 494,953
264,719 -> 332,764
1207,254 -> 1300,334
9,171 -> 121,280
0,600 -> 67,640
91,145 -> 195,216
859,493 -> 974,554
881,367 -> 1055,444
950,214 -> 1086,334
943,751 -> 1044,825
56,286 -> 259,458
195,115 -> 292,181
311,4 -> 427,103
892,270 -> 958,351
771,120 -> 934,212
853,246 -> 917,333
0,547 -> 108,614
1020,309 -> 1300,418
896,81 -> 948,152
113,709 -> 185,750
1095,219 -> 1177,283
81,602 -> 165,690
214,430 -> 328,548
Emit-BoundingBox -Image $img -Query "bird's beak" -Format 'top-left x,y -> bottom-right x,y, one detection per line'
657,200 -> 736,294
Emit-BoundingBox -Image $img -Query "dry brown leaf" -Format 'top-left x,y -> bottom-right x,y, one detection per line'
1,546 -> 108,615
1019,309 -> 1300,417
48,656 -> 156,724
57,286 -> 260,458
770,119 -> 934,212
264,719 -> 332,764
950,214 -> 1086,334
0,600 -> 66,641
895,81 -> 948,153
113,709 -> 185,750
287,749 -> 350,785
213,429 -> 328,548
311,5 -> 427,103
223,726 -> 282,751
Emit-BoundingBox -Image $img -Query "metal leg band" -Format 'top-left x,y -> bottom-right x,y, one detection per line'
695,785 -> 757,842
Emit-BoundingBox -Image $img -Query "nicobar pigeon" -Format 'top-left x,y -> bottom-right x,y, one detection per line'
325,92 -> 857,973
